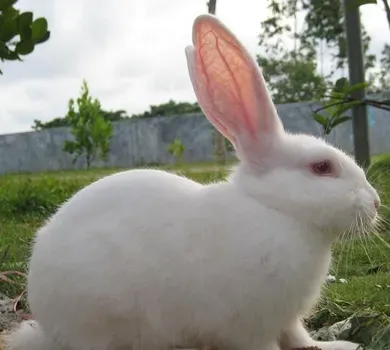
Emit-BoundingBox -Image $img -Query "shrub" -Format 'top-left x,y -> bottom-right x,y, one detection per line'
167,138 -> 185,165
0,176 -> 93,219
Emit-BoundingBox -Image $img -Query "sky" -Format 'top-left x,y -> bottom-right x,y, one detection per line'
0,0 -> 388,135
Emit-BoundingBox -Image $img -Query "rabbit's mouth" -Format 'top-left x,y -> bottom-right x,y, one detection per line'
346,206 -> 380,239
341,186 -> 381,238
333,210 -> 378,244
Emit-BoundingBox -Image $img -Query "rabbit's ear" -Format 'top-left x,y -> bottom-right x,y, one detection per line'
185,14 -> 284,154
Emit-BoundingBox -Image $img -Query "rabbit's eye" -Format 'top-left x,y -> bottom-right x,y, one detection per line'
311,160 -> 333,176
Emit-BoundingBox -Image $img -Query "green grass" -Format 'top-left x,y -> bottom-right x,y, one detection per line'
0,160 -> 237,180
313,235 -> 390,324
0,157 -> 389,347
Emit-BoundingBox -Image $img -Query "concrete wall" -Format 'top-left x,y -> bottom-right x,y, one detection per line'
0,99 -> 389,174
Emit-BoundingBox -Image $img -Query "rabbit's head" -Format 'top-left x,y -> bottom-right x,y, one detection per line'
185,14 -> 380,234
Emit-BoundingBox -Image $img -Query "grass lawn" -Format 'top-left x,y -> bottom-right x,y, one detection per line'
0,156 -> 389,348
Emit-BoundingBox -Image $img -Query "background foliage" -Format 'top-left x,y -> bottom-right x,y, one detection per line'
0,0 -> 50,74
63,80 -> 113,169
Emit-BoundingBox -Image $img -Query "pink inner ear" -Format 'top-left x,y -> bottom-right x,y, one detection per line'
186,46 -> 236,143
186,16 -> 275,145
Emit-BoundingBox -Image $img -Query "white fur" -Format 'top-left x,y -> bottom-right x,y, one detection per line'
3,320 -> 58,350
280,319 -> 360,350
6,14 -> 377,350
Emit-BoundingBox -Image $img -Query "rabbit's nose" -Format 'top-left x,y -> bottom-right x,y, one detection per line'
374,199 -> 380,209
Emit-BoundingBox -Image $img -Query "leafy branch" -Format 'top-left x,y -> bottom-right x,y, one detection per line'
0,0 -> 50,74
312,77 -> 390,135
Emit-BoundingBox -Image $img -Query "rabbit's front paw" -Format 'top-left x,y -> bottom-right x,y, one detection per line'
314,340 -> 361,350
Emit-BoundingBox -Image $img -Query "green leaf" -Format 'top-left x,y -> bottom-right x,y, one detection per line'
333,100 -> 363,115
346,81 -> 369,94
0,8 -> 19,42
330,116 -> 352,128
0,42 -> 8,56
34,29 -> 50,44
15,39 -> 34,55
17,12 -> 33,40
0,0 -> 17,11
0,42 -> 19,60
334,77 -> 349,93
63,140 -> 77,154
329,91 -> 346,100
313,113 -> 329,126
0,47 -> 19,60
5,49 -> 19,60
31,18 -> 48,42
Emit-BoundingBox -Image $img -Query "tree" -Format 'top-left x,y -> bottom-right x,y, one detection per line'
381,0 -> 390,30
131,99 -> 201,118
0,0 -> 50,74
257,52 -> 328,104
32,109 -> 128,130
299,0 -> 375,72
257,0 -> 377,103
31,100 -> 202,130
368,44 -> 390,93
258,0 -> 386,168
257,1 -> 328,103
63,80 -> 113,169
377,44 -> 390,91
32,117 -> 68,130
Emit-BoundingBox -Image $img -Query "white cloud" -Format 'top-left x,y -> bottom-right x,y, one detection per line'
0,0 -> 387,134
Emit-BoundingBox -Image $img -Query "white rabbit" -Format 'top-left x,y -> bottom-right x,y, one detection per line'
5,14 -> 379,350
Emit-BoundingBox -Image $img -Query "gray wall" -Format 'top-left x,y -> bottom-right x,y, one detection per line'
0,99 -> 389,174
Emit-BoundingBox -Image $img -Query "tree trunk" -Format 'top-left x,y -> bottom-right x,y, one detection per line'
206,0 -> 227,165
382,0 -> 390,31
343,0 -> 370,168
86,153 -> 94,169
207,0 -> 217,14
